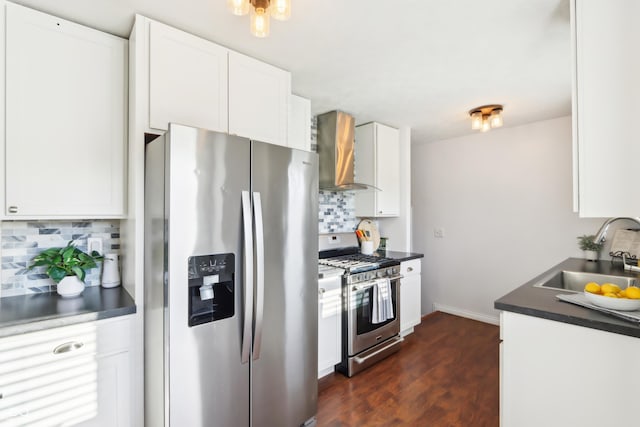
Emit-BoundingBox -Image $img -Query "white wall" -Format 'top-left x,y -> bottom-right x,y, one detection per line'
411,116 -> 608,323
378,126 -> 412,251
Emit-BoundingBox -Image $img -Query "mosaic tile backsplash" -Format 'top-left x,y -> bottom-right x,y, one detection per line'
1,220 -> 120,298
319,191 -> 357,233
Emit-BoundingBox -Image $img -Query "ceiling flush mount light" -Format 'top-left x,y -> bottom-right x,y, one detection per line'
227,0 -> 291,38
469,104 -> 504,132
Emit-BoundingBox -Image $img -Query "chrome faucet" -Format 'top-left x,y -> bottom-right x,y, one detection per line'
593,217 -> 640,244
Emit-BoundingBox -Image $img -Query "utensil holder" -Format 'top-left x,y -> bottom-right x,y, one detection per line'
361,241 -> 374,255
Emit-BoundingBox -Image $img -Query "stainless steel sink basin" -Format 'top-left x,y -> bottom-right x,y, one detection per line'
533,270 -> 637,292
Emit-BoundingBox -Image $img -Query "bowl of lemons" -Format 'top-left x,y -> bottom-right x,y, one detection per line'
584,282 -> 640,311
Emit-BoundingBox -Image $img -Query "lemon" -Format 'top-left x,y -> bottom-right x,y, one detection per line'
584,282 -> 601,294
626,286 -> 640,300
603,292 -> 619,298
601,283 -> 621,294
619,289 -> 628,298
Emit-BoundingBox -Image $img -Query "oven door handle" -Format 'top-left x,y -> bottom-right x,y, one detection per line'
352,275 -> 403,291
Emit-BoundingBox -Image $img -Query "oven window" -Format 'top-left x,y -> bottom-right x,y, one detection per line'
355,281 -> 397,335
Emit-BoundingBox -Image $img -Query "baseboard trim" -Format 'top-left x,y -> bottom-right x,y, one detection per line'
432,303 -> 500,326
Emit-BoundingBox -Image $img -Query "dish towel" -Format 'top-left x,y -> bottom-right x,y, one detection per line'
372,278 -> 394,324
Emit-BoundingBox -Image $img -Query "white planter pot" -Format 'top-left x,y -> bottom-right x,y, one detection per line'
584,250 -> 600,262
57,276 -> 85,298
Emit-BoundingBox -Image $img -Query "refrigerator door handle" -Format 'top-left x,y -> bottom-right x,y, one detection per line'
252,192 -> 265,360
241,191 -> 254,364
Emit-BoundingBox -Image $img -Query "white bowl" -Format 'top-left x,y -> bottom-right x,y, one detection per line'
584,291 -> 640,311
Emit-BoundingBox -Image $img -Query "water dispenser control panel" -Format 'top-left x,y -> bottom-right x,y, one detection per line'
187,253 -> 234,327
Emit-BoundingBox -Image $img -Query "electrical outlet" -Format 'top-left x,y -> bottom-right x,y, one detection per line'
434,228 -> 445,238
87,237 -> 103,255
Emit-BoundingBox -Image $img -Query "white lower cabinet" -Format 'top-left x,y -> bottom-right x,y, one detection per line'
400,259 -> 421,336
318,274 -> 342,379
501,311 -> 640,427
0,316 -> 133,426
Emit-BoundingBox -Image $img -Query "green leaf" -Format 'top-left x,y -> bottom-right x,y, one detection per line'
62,246 -> 75,263
71,266 -> 85,281
48,266 -> 67,283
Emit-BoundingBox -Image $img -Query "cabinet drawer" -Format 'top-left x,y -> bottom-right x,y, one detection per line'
0,317 -> 132,425
400,259 -> 421,276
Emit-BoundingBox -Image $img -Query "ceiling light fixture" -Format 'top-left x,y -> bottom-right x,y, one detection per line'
227,0 -> 291,38
469,104 -> 504,132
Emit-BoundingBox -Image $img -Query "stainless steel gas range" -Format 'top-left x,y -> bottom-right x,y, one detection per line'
319,233 -> 403,377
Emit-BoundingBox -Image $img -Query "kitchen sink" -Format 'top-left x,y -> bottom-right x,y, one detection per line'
533,270 -> 637,292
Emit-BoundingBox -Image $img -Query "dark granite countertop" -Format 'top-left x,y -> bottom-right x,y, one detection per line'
495,257 -> 640,338
374,250 -> 424,262
0,286 -> 136,338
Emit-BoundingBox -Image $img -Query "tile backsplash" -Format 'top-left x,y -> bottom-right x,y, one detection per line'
1,220 -> 120,298
318,191 -> 357,233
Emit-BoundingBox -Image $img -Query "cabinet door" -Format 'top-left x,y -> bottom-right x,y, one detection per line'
400,259 -> 421,335
354,122 -> 400,217
318,297 -> 341,378
288,94 -> 311,151
502,312 -> 640,426
229,51 -> 290,146
375,124 -> 400,216
75,351 -> 131,427
318,277 -> 342,379
5,3 -> 127,218
0,317 -> 132,426
573,0 -> 640,217
149,20 -> 228,132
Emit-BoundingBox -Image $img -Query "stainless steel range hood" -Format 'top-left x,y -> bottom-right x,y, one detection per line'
317,110 -> 377,191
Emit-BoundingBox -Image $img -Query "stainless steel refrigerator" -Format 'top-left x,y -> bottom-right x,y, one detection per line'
144,124 -> 319,426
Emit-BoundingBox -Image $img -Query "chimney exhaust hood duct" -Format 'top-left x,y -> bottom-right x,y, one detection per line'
317,110 -> 378,191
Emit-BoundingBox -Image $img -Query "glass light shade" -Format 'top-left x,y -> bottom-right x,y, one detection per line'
227,0 -> 250,15
250,7 -> 270,37
470,111 -> 483,130
270,0 -> 291,20
490,109 -> 503,128
481,117 -> 491,132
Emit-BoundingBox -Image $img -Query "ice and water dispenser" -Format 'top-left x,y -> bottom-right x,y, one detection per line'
188,253 -> 235,327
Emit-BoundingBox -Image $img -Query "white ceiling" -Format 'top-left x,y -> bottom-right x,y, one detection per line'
11,0 -> 572,143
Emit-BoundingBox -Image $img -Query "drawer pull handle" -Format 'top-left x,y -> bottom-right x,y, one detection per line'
53,341 -> 84,354
407,267 -> 413,272
8,206 -> 18,214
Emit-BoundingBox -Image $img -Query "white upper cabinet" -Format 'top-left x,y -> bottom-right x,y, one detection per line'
4,3 -> 127,218
148,20 -> 228,133
228,51 -> 291,147
572,0 -> 640,217
288,94 -> 311,152
355,122 -> 400,217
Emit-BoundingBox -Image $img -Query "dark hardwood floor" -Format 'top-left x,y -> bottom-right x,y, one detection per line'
317,312 -> 500,427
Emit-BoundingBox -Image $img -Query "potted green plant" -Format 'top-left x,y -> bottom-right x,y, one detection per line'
577,234 -> 603,262
28,240 -> 103,297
